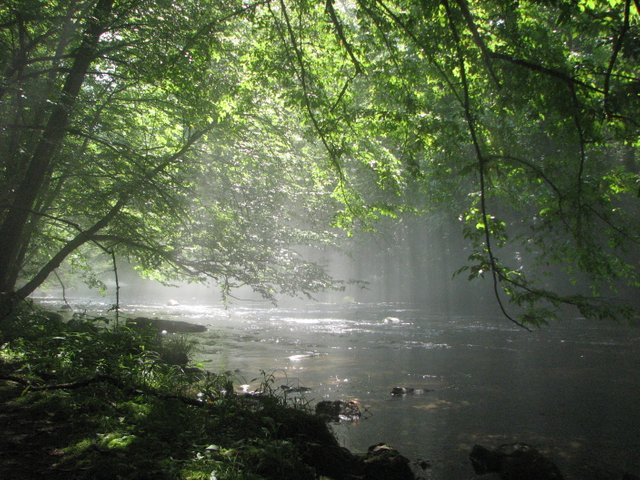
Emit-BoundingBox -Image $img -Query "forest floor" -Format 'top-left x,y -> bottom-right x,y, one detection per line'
0,378 -> 336,480
0,305 -> 417,480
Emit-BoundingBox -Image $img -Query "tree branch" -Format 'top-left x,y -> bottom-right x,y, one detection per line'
368,0 -> 465,105
272,0 -> 362,221
484,154 -> 563,199
604,0 -> 631,117
90,234 -> 201,278
53,270 -> 71,309
0,0 -> 115,293
489,51 -> 590,247
490,52 -> 602,94
443,0 -> 531,330
325,0 -> 363,74
16,197 -> 126,299
452,0 -> 500,86
112,250 -> 120,325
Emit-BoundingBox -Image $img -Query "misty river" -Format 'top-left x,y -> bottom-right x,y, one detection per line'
38,298 -> 640,479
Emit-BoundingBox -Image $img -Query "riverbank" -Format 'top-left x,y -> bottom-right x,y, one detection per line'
0,304 -> 420,480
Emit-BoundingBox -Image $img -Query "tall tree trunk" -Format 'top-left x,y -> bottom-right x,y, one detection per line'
0,0 -> 114,294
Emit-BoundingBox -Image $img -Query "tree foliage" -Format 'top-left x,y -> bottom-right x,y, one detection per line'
0,0 -> 343,308
261,0 -> 640,325
1,0 -> 638,325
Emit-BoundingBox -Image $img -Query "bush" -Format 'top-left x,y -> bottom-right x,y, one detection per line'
158,334 -> 194,367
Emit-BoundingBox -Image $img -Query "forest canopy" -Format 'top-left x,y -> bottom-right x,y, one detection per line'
1,0 -> 638,326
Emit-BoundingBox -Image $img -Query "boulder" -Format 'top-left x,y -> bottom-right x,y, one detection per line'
302,442 -> 361,480
303,441 -> 416,480
470,443 -> 564,480
363,443 -> 415,480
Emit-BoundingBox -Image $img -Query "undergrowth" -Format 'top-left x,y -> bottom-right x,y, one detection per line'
0,302 -> 338,480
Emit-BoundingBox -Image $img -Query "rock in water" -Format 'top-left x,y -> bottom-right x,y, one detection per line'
470,443 -> 564,480
302,438 -> 416,480
315,400 -> 361,422
363,443 -> 415,480
390,386 -> 429,396
127,317 -> 207,333
391,387 -> 413,396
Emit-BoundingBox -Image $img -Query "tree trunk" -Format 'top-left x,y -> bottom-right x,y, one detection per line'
0,0 -> 114,294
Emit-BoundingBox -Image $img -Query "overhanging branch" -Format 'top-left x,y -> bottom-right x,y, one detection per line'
16,197 -> 126,299
325,0 -> 363,74
443,0 -> 531,330
452,0 -> 500,86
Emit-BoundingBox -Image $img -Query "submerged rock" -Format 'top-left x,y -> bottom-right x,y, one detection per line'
470,443 -> 564,480
126,317 -> 207,333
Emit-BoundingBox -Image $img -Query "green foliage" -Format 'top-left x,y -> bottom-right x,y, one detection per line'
1,0 -> 638,324
0,307 -> 341,479
158,335 -> 195,367
270,0 -> 640,325
0,0 -> 345,302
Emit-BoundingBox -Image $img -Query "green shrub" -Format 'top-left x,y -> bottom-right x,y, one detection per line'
158,334 -> 194,367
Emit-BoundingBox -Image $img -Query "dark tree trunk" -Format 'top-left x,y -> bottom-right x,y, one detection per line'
0,0 -> 114,295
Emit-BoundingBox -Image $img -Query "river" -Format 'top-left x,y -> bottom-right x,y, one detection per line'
38,298 -> 640,479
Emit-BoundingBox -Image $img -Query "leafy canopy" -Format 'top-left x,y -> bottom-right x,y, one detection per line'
260,0 -> 640,325
1,0 -> 638,325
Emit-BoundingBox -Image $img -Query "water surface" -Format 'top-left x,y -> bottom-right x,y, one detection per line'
43,299 -> 640,479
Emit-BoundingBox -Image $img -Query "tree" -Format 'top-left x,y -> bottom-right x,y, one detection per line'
2,0 -> 638,327
0,0 -> 343,312
258,0 -> 640,325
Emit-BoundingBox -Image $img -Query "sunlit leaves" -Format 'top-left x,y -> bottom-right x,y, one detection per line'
0,0 -> 350,300
317,0 -> 640,324
2,0 -> 639,320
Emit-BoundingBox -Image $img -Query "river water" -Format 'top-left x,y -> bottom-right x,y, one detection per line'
41,299 -> 640,479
